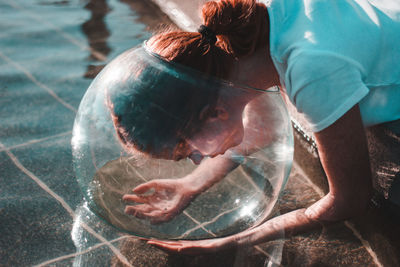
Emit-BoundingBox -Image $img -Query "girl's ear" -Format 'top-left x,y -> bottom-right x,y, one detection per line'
215,107 -> 229,120
199,105 -> 229,121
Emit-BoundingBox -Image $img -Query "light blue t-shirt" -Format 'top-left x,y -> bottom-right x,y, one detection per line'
267,0 -> 400,132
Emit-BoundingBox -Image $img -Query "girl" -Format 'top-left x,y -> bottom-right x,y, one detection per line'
109,0 -> 400,252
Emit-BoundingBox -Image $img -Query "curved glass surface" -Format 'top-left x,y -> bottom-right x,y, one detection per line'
72,44 -> 293,240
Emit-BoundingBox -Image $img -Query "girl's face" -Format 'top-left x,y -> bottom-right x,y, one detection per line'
172,103 -> 245,165
184,106 -> 244,164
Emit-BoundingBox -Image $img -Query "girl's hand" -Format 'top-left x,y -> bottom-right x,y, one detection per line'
123,178 -> 197,224
147,236 -> 236,254
147,208 -> 321,254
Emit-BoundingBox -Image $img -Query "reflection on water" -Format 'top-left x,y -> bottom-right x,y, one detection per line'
82,0 -> 111,59
79,0 -> 174,79
38,0 -> 70,5
119,0 -> 176,30
81,0 -> 111,78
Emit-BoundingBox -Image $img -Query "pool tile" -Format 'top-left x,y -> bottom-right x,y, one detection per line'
0,85 -> 76,147
0,151 -> 76,266
4,135 -> 83,208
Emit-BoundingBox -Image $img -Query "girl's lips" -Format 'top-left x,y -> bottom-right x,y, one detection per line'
189,153 -> 204,165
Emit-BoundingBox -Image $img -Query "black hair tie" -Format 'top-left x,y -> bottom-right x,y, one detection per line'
198,25 -> 217,45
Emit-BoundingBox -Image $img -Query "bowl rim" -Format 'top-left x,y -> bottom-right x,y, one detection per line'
142,41 -> 280,94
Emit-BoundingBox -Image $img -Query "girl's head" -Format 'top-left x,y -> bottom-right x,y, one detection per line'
107,0 -> 270,163
147,0 -> 269,75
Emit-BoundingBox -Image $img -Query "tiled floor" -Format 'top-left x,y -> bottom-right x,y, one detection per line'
1,0 -> 399,266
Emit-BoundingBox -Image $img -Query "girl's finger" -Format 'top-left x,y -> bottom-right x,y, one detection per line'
122,194 -> 150,203
147,240 -> 184,250
147,240 -> 215,254
125,204 -> 153,218
132,181 -> 158,194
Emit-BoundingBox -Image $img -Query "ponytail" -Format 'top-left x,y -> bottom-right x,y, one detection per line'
202,0 -> 268,57
147,0 -> 269,79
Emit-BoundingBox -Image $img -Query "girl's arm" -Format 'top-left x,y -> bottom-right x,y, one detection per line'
147,104 -> 373,251
305,104 -> 372,221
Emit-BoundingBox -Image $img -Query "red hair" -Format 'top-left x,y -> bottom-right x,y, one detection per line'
147,0 -> 269,79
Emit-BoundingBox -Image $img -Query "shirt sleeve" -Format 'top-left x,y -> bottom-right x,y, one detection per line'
284,50 -> 370,132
